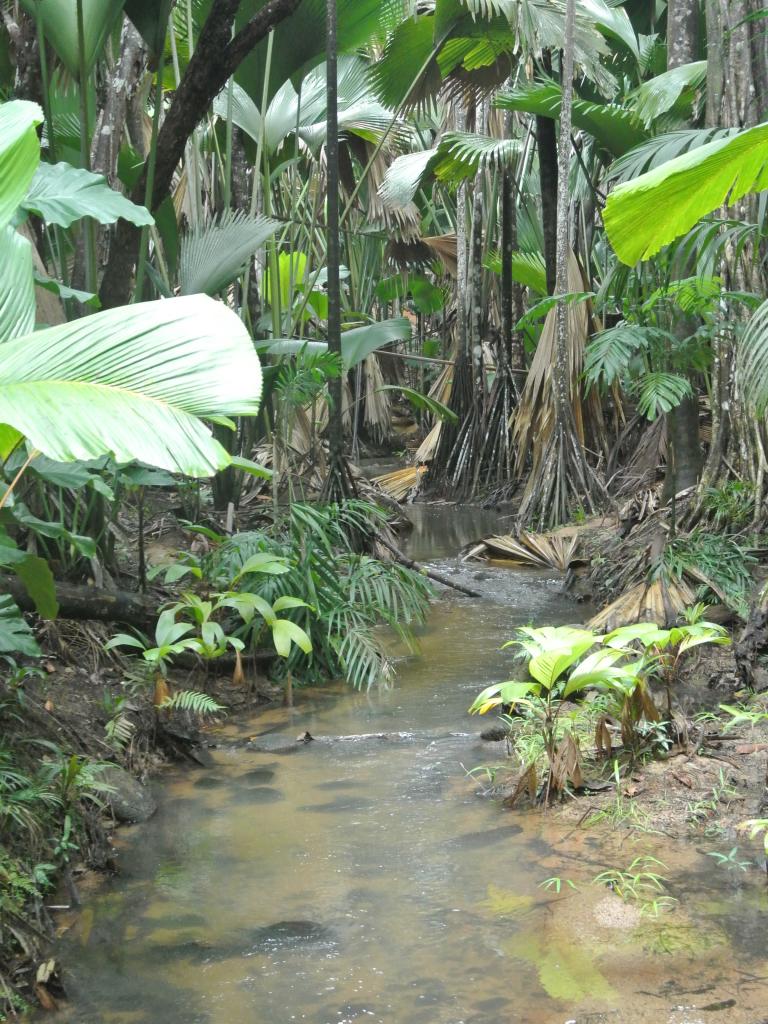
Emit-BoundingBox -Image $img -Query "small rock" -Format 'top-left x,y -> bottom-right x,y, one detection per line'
100,765 -> 157,823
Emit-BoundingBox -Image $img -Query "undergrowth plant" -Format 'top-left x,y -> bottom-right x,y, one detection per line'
470,613 -> 731,803
163,501 -> 433,689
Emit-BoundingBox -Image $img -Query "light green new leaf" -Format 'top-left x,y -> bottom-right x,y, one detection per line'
22,162 -> 153,228
20,0 -> 125,76
271,618 -> 313,658
603,120 -> 768,264
485,249 -> 548,295
0,227 -> 35,344
0,295 -> 263,477
0,100 -> 43,231
179,211 -> 279,296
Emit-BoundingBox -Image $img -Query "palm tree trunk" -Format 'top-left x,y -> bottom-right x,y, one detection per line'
516,0 -> 604,528
663,0 -> 703,504
536,113 -> 558,296
322,0 -> 354,501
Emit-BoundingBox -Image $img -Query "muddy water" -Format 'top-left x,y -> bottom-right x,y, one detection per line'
54,506 -> 768,1024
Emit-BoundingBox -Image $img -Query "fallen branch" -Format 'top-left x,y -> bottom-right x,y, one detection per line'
373,532 -> 482,598
1,576 -> 156,626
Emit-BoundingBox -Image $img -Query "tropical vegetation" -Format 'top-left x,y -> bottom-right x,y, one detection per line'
1,0 -> 768,1013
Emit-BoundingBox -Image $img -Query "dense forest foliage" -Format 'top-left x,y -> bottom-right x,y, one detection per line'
1,0 -> 768,1015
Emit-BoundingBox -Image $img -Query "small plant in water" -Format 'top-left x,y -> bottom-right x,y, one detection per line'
706,847 -> 752,873
539,876 -> 579,894
593,855 -> 677,918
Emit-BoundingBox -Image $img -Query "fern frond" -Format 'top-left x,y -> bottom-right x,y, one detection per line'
162,691 -> 225,717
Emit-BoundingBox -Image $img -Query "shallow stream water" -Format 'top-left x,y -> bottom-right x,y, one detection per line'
53,505 -> 768,1024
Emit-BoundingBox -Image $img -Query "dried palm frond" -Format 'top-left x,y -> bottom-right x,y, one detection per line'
588,577 -> 696,632
373,465 -> 427,502
513,252 -> 604,495
465,530 -> 580,571
362,353 -> 391,443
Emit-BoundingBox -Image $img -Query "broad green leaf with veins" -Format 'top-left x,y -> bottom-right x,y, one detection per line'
0,296 -> 263,477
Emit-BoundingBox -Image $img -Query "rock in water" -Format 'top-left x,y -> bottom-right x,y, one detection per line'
100,765 -> 157,822
247,920 -> 336,952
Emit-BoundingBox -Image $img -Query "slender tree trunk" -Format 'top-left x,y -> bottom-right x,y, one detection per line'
663,0 -> 703,501
321,0 -> 354,500
536,112 -> 558,296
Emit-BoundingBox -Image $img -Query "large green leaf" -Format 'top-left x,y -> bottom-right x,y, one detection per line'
0,529 -> 58,618
603,121 -> 768,264
22,162 -> 153,228
0,100 -> 43,231
0,227 -> 35,344
20,0 -> 126,76
0,594 -> 40,656
179,212 -> 280,296
495,81 -> 647,156
485,249 -> 548,295
0,295 -> 263,476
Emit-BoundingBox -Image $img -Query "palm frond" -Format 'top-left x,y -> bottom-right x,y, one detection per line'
606,127 -> 735,183
584,323 -> 653,388
495,80 -> 646,156
0,296 -> 263,476
630,371 -> 693,420
179,211 -> 280,296
625,60 -> 707,128
739,299 -> 768,413
604,121 -> 768,263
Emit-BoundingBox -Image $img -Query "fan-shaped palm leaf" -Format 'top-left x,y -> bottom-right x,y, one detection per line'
215,57 -> 400,158
0,296 -> 262,476
630,371 -> 692,419
603,121 -> 768,264
179,211 -> 280,296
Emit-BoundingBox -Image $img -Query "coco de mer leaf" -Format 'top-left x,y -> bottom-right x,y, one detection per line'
0,296 -> 262,477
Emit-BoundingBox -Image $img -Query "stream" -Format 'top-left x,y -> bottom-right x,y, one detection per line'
53,505 -> 768,1024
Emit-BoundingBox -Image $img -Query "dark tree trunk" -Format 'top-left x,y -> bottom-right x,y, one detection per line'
536,112 -> 558,296
321,0 -> 354,501
99,0 -> 302,309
